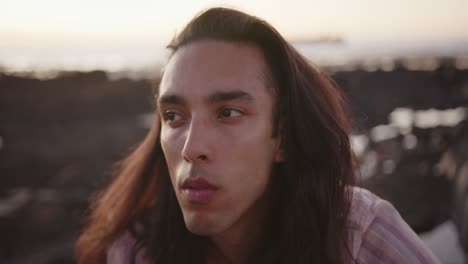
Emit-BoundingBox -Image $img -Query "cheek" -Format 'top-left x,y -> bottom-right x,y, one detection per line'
160,128 -> 184,172
221,128 -> 276,199
225,120 -> 277,162
219,154 -> 272,222
233,165 -> 270,196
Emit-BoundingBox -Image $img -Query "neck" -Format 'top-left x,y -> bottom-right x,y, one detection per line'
205,192 -> 271,264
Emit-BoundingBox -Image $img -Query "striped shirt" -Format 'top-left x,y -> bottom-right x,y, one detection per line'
107,187 -> 441,263
345,187 -> 440,263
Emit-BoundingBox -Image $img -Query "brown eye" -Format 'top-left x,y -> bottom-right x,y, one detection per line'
163,111 -> 182,122
219,108 -> 243,118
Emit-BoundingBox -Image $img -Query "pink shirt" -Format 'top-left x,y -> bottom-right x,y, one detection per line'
345,187 -> 440,263
107,187 -> 440,263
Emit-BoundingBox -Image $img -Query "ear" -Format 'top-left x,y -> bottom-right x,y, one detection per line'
274,147 -> 284,162
274,122 -> 284,163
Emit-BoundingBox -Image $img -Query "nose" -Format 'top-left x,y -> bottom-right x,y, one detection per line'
181,117 -> 211,163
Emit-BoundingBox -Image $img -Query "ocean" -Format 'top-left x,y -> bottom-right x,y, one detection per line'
1,40 -> 468,73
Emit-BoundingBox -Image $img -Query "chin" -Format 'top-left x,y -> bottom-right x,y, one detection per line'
183,213 -> 228,236
185,223 -> 212,236
185,221 -> 219,236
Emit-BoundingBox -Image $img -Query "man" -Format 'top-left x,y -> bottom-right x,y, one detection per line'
76,7 -> 440,264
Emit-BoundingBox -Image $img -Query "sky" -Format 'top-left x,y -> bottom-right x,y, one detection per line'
1,0 -> 468,71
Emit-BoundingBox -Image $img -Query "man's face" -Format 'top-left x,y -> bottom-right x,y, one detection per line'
158,40 -> 282,236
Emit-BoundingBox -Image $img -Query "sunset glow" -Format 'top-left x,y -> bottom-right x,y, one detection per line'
1,0 -> 467,71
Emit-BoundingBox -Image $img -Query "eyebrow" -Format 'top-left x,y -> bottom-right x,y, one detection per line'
157,94 -> 186,106
157,90 -> 254,106
206,90 -> 254,104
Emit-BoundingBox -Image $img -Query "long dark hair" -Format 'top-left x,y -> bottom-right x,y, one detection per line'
76,7 -> 356,264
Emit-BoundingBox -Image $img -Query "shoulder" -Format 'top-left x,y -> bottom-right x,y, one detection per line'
346,187 -> 440,264
107,231 -> 150,264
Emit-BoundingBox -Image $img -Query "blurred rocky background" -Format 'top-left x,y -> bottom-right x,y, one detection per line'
1,56 -> 467,263
0,71 -> 153,263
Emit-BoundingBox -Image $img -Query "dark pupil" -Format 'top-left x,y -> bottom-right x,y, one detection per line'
221,109 -> 231,117
167,112 -> 175,120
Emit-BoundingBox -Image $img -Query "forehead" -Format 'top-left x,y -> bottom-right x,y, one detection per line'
159,40 -> 272,99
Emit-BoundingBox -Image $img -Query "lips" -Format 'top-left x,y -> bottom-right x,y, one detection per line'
181,177 -> 218,204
